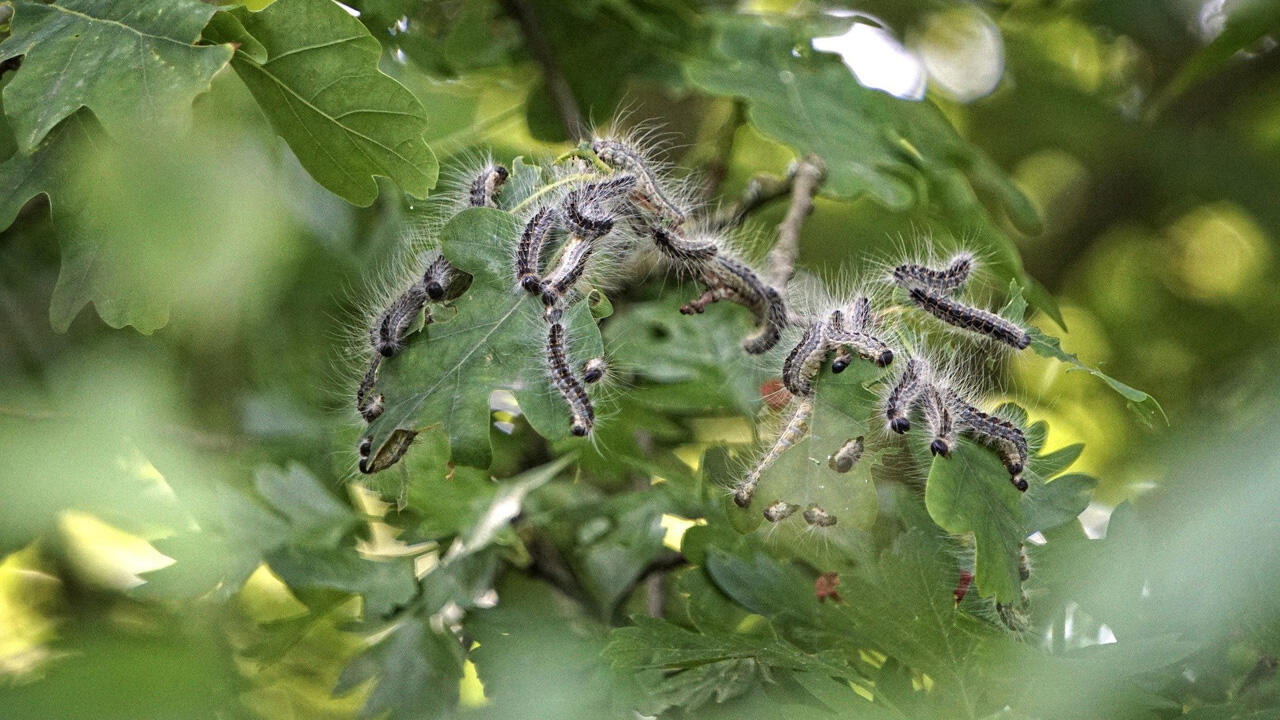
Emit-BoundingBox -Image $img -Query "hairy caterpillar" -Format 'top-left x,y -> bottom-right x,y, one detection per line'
830,296 -> 877,373
422,254 -> 470,301
884,356 -> 926,433
763,499 -> 800,523
908,287 -> 1031,350
944,389 -> 1029,490
591,137 -> 688,227
803,505 -> 837,527
892,251 -> 974,293
545,322 -> 595,436
356,358 -> 384,422
582,357 -> 607,384
733,396 -> 814,508
357,429 -> 417,475
826,308 -> 893,368
515,206 -> 559,294
647,224 -> 718,264
781,320 -> 828,397
540,234 -> 596,307
469,163 -> 510,209
682,255 -> 786,353
563,175 -> 634,238
372,284 -> 429,357
921,386 -> 956,457
827,436 -> 864,473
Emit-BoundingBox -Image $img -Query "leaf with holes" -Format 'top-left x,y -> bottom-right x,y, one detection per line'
218,0 -> 437,205
364,206 -> 604,470
0,0 -> 232,152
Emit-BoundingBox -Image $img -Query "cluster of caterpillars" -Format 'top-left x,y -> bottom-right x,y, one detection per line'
737,251 -> 1035,526
354,135 -> 791,472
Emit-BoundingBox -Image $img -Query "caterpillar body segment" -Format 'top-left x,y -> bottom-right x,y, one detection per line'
357,429 -> 417,475
423,254 -> 470,301
373,284 -> 429,357
781,321 -> 829,397
563,175 -> 635,238
908,287 -> 1031,350
469,163 -> 509,208
648,224 -> 718,264
828,436 -> 864,473
803,505 -> 837,527
921,386 -> 956,457
763,500 -> 800,523
688,255 -> 787,353
884,356 -> 926,433
744,286 -> 787,354
590,137 -> 688,227
545,322 -> 595,436
892,252 -> 974,293
733,396 -> 814,508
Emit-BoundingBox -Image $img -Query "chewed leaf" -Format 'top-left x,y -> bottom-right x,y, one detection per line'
0,0 -> 232,152
364,207 -> 604,469
745,359 -> 887,558
1003,281 -> 1165,425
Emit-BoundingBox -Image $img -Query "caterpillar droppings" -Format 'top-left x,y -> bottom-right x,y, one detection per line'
908,287 -> 1031,350
546,322 -> 595,436
827,436 -> 864,473
884,356 -> 925,433
733,396 -> 814,508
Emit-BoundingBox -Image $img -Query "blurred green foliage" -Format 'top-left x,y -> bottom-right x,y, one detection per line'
1,0 -> 1279,718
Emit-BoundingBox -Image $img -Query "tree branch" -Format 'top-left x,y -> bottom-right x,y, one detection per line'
767,155 -> 826,290
499,0 -> 585,141
706,167 -> 795,232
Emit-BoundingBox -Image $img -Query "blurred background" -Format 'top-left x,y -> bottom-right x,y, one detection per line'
1,0 -> 1278,718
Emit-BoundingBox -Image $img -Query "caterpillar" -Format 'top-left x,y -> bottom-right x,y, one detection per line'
469,163 -> 509,208
684,255 -> 786,353
422,254 -> 470,301
892,251 -> 974,293
563,175 -> 634,238
944,389 -> 1029,491
825,308 -> 893,368
781,320 -> 828,397
582,357 -> 607,384
827,436 -> 864,473
908,287 -> 1031,350
372,284 -> 429,357
515,206 -> 559,294
591,137 -> 687,227
884,356 -> 925,433
921,385 -> 956,457
830,296 -> 878,373
733,395 -> 814,508
545,322 -> 595,436
803,505 -> 837,527
648,224 -> 718,264
356,357 -> 384,422
539,233 -> 596,307
762,500 -> 799,523
357,429 -> 417,475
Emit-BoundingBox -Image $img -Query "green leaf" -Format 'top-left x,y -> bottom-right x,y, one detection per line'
365,206 -> 604,469
1004,282 -> 1166,424
1022,473 -> 1097,536
0,108 -> 88,231
253,463 -> 357,545
925,437 -> 1026,603
225,0 -> 437,205
686,15 -> 1041,235
266,545 -> 417,619
201,9 -> 268,64
0,0 -> 232,152
1151,0 -> 1280,117
335,614 -> 464,720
